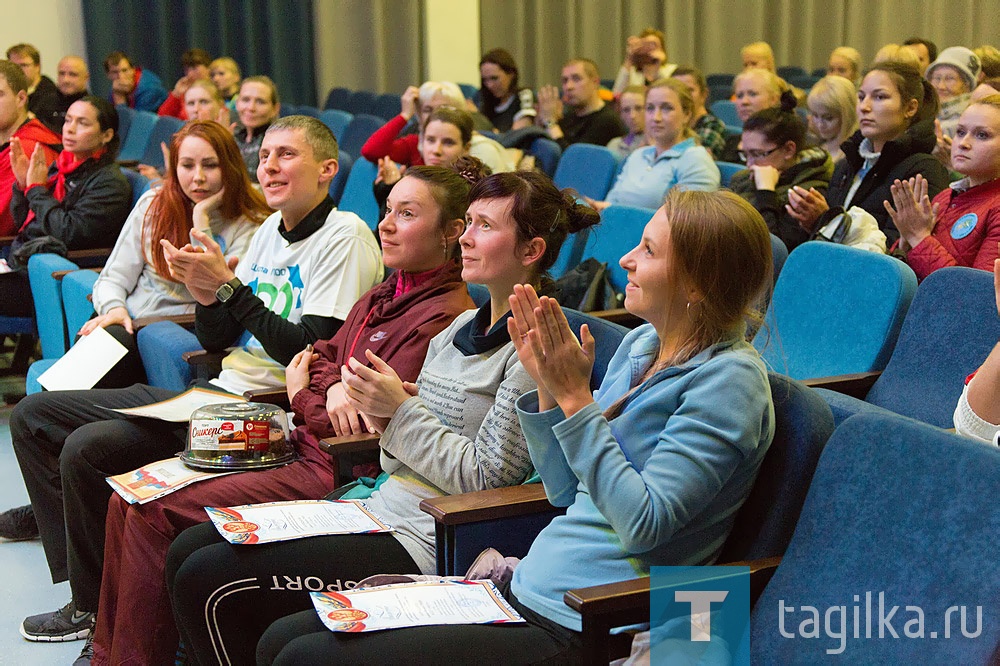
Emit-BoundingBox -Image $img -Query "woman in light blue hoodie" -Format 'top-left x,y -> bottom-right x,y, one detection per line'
259,189 -> 776,664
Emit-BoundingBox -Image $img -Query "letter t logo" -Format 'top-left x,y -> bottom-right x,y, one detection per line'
675,590 -> 729,641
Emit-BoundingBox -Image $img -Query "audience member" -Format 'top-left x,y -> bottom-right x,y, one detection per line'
103,51 -> 168,112
886,95 -> 1000,280
731,91 -> 834,250
975,45 -> 1000,81
156,47 -> 214,119
53,56 -> 90,125
611,28 -> 677,95
902,37 -> 938,73
255,189 -> 775,665
719,68 -> 784,163
606,85 -> 647,159
807,75 -> 859,162
0,60 -> 60,237
786,61 -> 951,245
5,117 -> 382,657
955,255 -> 1000,444
92,161 -> 484,666
0,97 -> 131,322
6,43 -> 60,132
170,169 -> 599,665
588,78 -> 719,212
926,46 -> 982,138
209,56 -> 241,109
362,81 -> 511,174
742,41 -> 776,72
85,120 -> 267,386
872,43 -> 923,71
672,66 -> 726,158
828,46 -> 862,85
537,58 -> 626,149
476,48 -> 535,132
234,75 -> 281,183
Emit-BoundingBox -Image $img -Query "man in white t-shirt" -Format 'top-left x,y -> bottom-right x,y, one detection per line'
5,116 -> 383,649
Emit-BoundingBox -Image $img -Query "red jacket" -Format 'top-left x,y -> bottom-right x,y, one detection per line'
906,178 -> 1000,281
157,91 -> 186,120
289,260 -> 474,438
0,119 -> 61,235
360,114 -> 423,166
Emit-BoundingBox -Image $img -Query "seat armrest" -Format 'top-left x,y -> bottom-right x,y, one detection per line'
244,388 -> 290,409
132,313 -> 197,331
0,235 -> 14,247
182,349 -> 232,366
803,371 -> 881,398
66,247 -> 111,262
318,432 -> 382,455
419,484 -> 553,525
588,307 -> 643,328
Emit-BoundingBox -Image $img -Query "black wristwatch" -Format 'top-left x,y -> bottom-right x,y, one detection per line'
215,276 -> 243,303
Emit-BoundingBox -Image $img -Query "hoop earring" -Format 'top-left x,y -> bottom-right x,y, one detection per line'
686,301 -> 701,322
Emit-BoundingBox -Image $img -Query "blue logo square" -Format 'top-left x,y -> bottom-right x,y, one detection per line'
649,565 -> 750,665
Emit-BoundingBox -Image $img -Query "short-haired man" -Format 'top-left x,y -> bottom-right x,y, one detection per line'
5,116 -> 383,652
103,51 -> 168,111
537,58 -> 626,149
157,47 -> 213,119
0,60 -> 60,236
6,43 -> 61,132
53,56 -> 90,123
902,37 -> 938,74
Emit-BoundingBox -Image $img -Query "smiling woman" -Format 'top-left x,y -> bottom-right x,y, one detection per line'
234,76 -> 281,182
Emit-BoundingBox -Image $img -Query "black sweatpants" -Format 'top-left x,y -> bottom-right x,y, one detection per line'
10,383 -> 188,611
167,521 -> 422,666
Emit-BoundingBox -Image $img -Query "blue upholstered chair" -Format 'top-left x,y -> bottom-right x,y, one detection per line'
553,144 -> 620,200
421,371 -> 835,586
749,413 -> 1000,663
752,242 -> 917,380
717,161 -> 744,187
568,412 -> 1000,665
328,151 -> 352,206
294,105 -> 321,119
549,229 -> 592,280
769,233 -> 788,283
120,166 -> 150,207
776,65 -> 808,80
339,114 -> 385,158
710,100 -> 741,131
139,116 -> 185,170
115,104 -> 135,144
344,91 -> 377,116
371,93 -> 401,122
814,266 -> 1000,428
319,109 -> 353,143
458,83 -> 479,100
705,73 -> 735,87
337,157 -> 380,231
582,205 -> 655,294
117,110 -> 157,162
324,87 -> 352,111
526,137 -> 561,177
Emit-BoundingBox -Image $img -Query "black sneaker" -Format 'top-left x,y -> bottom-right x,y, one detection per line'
73,632 -> 94,665
20,600 -> 94,642
0,504 -> 39,541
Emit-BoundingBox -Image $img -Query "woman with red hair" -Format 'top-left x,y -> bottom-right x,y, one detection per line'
86,119 -> 269,386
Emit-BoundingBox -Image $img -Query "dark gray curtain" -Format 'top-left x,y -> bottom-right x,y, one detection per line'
82,0 -> 317,105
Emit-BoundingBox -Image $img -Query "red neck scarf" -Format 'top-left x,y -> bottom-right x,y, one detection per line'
19,147 -> 106,232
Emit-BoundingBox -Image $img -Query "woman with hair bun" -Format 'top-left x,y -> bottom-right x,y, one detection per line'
787,61 -> 951,245
731,90 -> 834,250
170,168 -> 601,666
256,189 -> 775,665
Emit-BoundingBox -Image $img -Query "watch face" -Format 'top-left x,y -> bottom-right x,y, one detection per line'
216,283 -> 234,302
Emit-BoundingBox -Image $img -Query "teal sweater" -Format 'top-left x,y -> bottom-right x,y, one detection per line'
512,324 -> 774,631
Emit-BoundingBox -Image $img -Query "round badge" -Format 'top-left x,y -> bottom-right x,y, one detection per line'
327,609 -> 369,622
951,213 -> 978,240
222,521 -> 259,533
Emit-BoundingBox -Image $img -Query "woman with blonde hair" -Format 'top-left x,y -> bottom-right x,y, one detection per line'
209,56 -> 241,109
719,68 -> 785,163
807,75 -> 859,162
828,46 -> 862,85
588,78 -> 719,212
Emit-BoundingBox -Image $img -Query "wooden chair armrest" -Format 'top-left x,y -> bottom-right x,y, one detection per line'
65,247 -> 111,262
132,313 -> 197,331
0,235 -> 14,247
587,307 -> 643,328
243,388 -> 290,409
419,484 -> 553,525
803,371 -> 881,398
318,432 -> 382,455
182,349 -> 232,366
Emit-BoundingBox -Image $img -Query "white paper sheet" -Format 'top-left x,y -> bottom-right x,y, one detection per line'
205,500 -> 392,545
106,456 -> 237,504
37,326 -> 129,391
310,580 -> 523,633
106,387 -> 246,422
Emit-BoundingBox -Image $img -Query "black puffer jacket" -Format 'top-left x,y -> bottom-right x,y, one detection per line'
10,151 -> 132,256
827,119 -> 950,245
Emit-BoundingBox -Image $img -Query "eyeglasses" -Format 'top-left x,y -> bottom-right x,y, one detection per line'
738,146 -> 781,161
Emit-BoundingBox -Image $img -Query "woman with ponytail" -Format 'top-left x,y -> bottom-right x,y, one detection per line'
256,189 -> 775,665
786,61 -> 951,245
730,90 -> 834,250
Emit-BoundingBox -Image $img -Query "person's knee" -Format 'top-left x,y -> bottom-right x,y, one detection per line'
59,422 -> 112,479
10,391 -> 59,447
